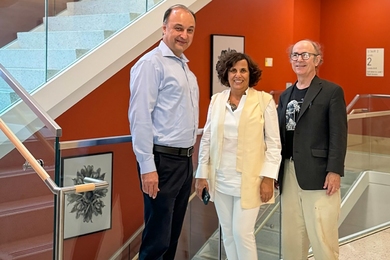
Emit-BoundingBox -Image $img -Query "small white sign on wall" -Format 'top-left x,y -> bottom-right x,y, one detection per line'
366,48 -> 384,77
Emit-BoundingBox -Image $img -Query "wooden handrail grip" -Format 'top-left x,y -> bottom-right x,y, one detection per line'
0,118 -> 50,181
75,183 -> 96,193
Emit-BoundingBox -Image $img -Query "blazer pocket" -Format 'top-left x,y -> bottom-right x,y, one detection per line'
311,149 -> 327,158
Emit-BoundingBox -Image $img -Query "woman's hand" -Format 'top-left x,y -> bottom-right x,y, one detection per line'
260,177 -> 274,202
195,178 -> 209,201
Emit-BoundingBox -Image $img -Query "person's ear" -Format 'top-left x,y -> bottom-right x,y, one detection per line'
162,24 -> 167,36
314,55 -> 321,66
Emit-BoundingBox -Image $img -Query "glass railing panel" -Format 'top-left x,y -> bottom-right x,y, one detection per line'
182,195 -> 219,260
343,95 -> 390,200
340,106 -> 390,242
64,133 -> 221,260
254,195 -> 281,260
0,0 -> 45,48
59,139 -> 144,260
178,134 -> 220,260
0,74 -> 15,113
1,0 -> 160,110
0,0 -> 78,102
44,0 -> 159,82
0,121 -> 58,259
0,63 -> 61,258
347,94 -> 390,113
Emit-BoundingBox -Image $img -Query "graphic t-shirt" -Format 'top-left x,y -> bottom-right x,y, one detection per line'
284,85 -> 308,159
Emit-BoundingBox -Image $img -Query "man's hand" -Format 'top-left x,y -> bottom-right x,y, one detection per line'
195,178 -> 209,201
141,171 -> 160,199
323,172 -> 341,196
260,177 -> 274,203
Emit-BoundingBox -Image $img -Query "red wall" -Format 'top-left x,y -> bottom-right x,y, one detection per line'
55,0 -> 390,258
185,0 -> 299,126
320,0 -> 390,103
293,0 -> 321,42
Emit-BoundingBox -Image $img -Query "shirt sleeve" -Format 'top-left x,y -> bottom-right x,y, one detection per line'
129,59 -> 160,174
195,96 -> 215,179
260,98 -> 282,180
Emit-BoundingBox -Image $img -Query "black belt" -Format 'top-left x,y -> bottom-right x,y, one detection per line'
153,144 -> 194,157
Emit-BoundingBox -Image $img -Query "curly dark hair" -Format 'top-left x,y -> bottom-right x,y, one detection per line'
216,49 -> 262,88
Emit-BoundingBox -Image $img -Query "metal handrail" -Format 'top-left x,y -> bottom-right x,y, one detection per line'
346,94 -> 390,114
0,118 -> 108,260
0,63 -> 62,137
347,110 -> 390,121
59,129 -> 204,150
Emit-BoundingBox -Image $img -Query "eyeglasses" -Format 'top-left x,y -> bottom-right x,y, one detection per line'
290,52 -> 318,61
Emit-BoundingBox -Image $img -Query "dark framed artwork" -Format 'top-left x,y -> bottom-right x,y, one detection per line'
61,152 -> 113,239
210,34 -> 245,96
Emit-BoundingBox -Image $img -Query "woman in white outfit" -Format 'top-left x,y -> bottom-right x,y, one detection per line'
195,50 -> 281,260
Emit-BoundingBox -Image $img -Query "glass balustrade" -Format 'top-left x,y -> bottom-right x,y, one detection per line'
55,93 -> 390,260
59,134 -> 223,260
339,94 -> 390,242
58,138 -> 138,260
57,134 -> 222,260
344,94 -> 390,184
0,0 -> 161,111
0,68 -> 61,259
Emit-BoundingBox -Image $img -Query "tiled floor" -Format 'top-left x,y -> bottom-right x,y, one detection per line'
339,228 -> 390,260
309,228 -> 390,260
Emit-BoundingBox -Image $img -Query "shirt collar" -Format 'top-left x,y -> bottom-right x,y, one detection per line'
159,41 -> 189,63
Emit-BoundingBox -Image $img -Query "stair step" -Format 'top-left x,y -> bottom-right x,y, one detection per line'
255,228 -> 280,254
0,49 -> 88,70
193,242 -> 220,260
0,169 -> 53,204
46,12 -> 139,31
0,90 -> 15,113
17,30 -> 115,49
66,0 -> 155,15
0,68 -> 58,92
0,195 -> 53,244
0,233 -> 52,260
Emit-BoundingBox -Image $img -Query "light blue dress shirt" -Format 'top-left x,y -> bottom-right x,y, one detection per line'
129,41 -> 199,174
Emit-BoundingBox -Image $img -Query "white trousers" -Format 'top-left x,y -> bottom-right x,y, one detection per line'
281,160 -> 340,260
214,190 -> 260,260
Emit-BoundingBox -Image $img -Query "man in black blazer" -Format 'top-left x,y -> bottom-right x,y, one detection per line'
277,39 -> 347,260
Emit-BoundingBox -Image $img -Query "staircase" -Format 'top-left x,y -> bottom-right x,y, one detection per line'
0,0 -> 155,112
0,1 -> 152,258
0,136 -> 55,259
0,0 -> 212,258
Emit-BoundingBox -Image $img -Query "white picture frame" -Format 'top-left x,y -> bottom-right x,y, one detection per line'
61,152 -> 113,239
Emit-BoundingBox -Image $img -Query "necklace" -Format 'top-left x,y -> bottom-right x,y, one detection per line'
228,99 -> 237,112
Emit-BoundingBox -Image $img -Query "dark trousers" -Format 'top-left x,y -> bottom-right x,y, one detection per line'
137,151 -> 193,260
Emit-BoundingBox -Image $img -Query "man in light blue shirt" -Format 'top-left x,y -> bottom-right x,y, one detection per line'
128,4 -> 199,260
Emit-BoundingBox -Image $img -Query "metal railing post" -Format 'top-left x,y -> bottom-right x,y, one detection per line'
55,189 -> 65,260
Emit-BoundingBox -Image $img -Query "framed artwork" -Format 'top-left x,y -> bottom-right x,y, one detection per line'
210,34 -> 245,96
61,152 -> 113,239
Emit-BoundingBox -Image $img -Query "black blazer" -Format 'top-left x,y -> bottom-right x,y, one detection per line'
277,76 -> 348,194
